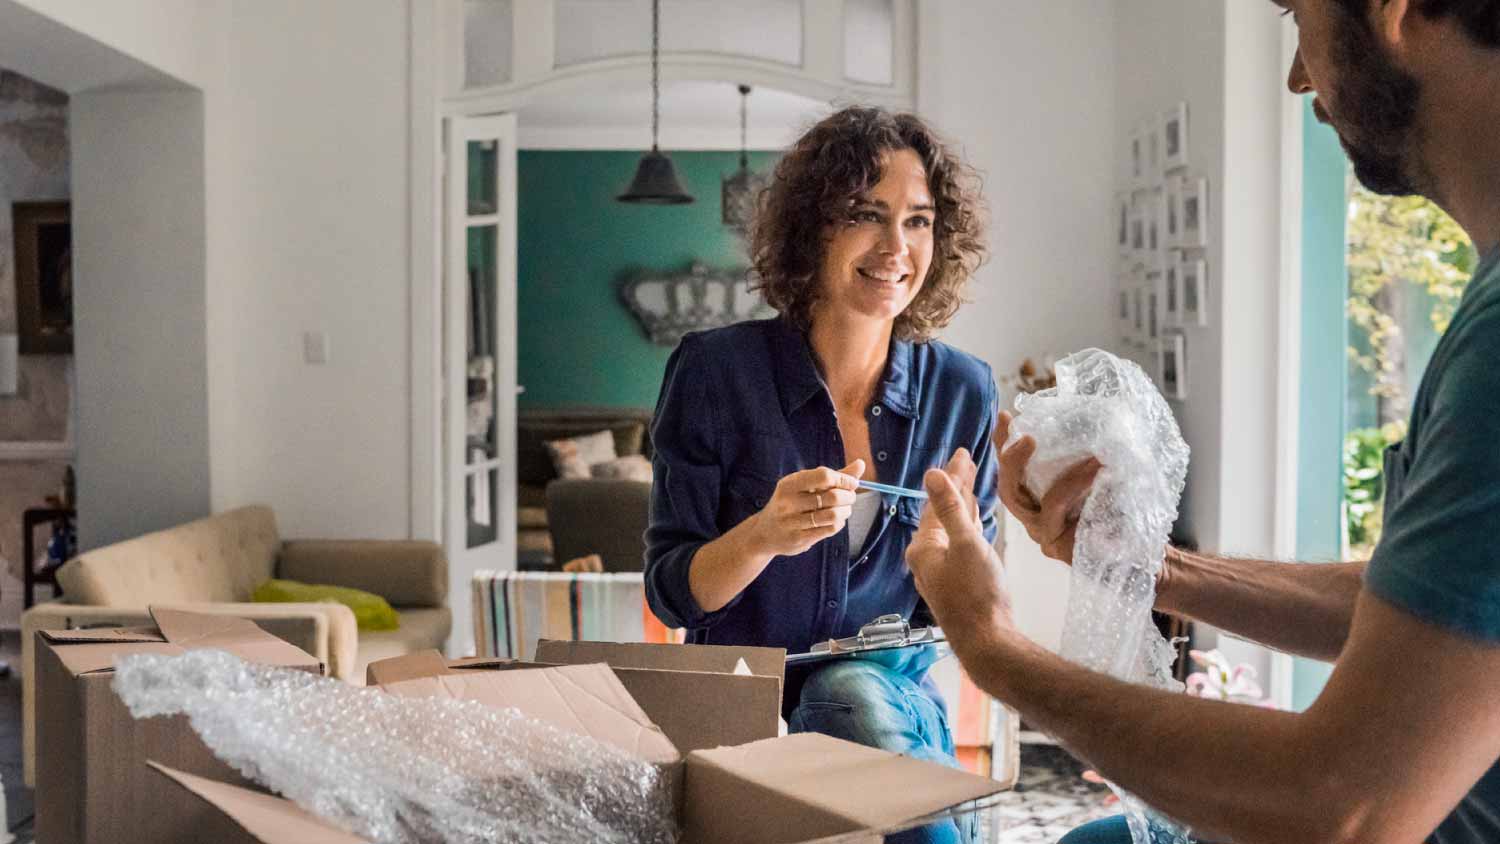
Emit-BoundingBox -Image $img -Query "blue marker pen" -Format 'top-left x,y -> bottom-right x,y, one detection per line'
856,479 -> 929,500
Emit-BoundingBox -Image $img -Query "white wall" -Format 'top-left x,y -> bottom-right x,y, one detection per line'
72,89 -> 211,548
917,0 -> 1120,382
9,0 -> 225,89
207,0 -> 413,540
916,0 -> 1119,650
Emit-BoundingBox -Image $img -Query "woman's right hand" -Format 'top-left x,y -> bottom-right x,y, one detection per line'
748,460 -> 864,558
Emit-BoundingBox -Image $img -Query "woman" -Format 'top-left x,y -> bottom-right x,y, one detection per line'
644,106 -> 997,843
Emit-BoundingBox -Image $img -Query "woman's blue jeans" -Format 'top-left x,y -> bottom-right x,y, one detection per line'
787,649 -> 977,844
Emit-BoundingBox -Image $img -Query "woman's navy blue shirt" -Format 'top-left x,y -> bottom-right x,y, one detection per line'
644,317 -> 1000,662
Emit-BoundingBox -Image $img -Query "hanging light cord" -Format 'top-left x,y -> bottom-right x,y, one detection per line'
739,84 -> 750,169
650,0 -> 661,152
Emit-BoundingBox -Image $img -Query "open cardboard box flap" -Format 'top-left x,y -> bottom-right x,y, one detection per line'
370,644 -> 784,754
535,638 -> 786,680
148,763 -> 371,844
380,662 -> 680,765
151,649 -> 1004,844
39,607 -> 323,676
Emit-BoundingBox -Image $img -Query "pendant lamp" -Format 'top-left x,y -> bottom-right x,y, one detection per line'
721,84 -> 767,232
618,0 -> 694,204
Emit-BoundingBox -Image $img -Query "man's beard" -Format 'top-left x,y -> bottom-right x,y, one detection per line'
1329,11 -> 1424,196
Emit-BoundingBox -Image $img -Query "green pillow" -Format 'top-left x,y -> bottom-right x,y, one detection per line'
253,578 -> 401,632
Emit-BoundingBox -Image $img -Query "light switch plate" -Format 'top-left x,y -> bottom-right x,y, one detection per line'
303,331 -> 328,365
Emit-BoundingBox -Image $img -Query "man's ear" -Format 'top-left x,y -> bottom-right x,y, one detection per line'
1377,0 -> 1414,49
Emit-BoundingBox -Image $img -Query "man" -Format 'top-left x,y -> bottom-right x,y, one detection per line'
904,1 -> 1500,842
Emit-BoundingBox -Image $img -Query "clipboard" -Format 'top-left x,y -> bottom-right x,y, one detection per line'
785,614 -> 949,666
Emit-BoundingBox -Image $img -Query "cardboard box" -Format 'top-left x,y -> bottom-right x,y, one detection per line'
367,639 -> 787,753
35,608 -> 325,844
155,652 -> 1006,843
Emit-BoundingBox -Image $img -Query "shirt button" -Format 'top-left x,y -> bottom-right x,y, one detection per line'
888,504 -> 897,516
826,600 -> 838,610
877,451 -> 888,462
754,497 -> 767,508
871,406 -> 882,417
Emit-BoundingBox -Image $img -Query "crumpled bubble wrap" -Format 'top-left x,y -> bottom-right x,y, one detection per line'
112,649 -> 678,844
1006,348 -> 1192,844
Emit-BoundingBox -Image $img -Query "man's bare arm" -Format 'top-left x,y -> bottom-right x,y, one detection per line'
946,589 -> 1500,844
997,412 -> 1363,660
1155,548 -> 1364,661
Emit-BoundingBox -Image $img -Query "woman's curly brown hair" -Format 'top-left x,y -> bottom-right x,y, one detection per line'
748,106 -> 987,342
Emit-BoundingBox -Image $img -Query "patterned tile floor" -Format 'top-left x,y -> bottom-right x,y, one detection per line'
993,742 -> 1118,843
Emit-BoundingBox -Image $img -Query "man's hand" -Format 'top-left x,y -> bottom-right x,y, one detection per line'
905,448 -> 1014,642
996,411 -> 1101,564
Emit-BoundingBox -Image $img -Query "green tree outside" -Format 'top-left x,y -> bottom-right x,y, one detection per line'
1343,185 -> 1477,557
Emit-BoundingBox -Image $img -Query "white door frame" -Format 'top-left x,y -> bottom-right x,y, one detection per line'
440,112 -> 518,657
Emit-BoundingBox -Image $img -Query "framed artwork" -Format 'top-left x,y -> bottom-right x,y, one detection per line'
1131,282 -> 1146,346
1163,260 -> 1182,326
1158,332 -> 1187,400
1162,102 -> 1190,172
1116,193 -> 1132,260
1117,277 -> 1133,345
1180,176 -> 1210,248
1130,125 -> 1147,188
1181,257 -> 1208,326
1146,271 -> 1162,343
12,201 -> 72,355
1130,201 -> 1147,262
1164,176 -> 1183,247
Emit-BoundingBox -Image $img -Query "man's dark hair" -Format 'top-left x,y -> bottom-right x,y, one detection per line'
1334,0 -> 1500,47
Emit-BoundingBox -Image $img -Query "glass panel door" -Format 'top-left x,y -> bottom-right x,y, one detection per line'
445,113 -> 517,657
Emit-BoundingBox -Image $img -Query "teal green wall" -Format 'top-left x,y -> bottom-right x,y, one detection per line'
516,150 -> 780,409
1293,98 -> 1347,710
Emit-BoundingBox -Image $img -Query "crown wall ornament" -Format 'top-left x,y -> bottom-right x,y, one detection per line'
619,262 -> 776,346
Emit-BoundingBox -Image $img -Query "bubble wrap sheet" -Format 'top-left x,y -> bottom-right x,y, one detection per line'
1006,348 -> 1192,844
112,649 -> 678,844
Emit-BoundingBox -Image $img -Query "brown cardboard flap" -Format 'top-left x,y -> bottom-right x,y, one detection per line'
148,763 -> 370,844
150,608 -> 322,671
47,640 -> 187,677
689,733 -> 1003,833
363,649 -> 453,686
607,667 -> 781,754
536,639 -> 786,681
379,663 -> 680,764
40,627 -> 166,645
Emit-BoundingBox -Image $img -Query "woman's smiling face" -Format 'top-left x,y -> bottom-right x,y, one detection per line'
815,147 -> 936,327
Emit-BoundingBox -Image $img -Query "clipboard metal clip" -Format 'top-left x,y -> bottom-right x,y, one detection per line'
808,614 -> 944,657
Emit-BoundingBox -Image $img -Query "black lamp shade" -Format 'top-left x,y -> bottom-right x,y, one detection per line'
618,150 -> 695,204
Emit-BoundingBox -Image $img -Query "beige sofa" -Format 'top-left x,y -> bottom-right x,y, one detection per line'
19,505 -> 450,785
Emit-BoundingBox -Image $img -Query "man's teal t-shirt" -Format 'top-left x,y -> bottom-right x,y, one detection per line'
1366,250 -> 1500,843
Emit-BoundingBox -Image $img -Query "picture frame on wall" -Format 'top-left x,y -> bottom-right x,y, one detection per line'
1131,281 -> 1146,346
1162,102 -> 1189,172
1130,201 -> 1147,261
1180,176 -> 1210,248
1117,277 -> 1133,345
1146,271 -> 1162,343
1130,126 -> 1146,188
1163,259 -> 1181,326
1164,176 -> 1183,247
1181,256 -> 1208,326
1158,332 -> 1187,400
12,201 -> 73,355
1117,193 -> 1132,260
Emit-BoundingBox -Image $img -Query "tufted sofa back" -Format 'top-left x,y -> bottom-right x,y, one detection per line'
56,506 -> 282,607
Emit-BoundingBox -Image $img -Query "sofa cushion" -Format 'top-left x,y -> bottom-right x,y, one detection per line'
543,429 -> 617,479
590,455 -> 653,482
515,408 -> 650,488
252,579 -> 401,632
56,506 -> 280,606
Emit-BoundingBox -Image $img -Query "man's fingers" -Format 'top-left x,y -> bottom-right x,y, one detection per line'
923,468 -> 976,537
1038,456 -> 1102,538
998,435 -> 1040,512
996,411 -> 1012,448
796,488 -> 856,511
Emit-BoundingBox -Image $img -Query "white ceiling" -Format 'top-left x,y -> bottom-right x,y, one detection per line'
516,79 -> 832,150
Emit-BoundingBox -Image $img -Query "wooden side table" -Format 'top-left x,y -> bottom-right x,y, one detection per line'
22,506 -> 74,609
